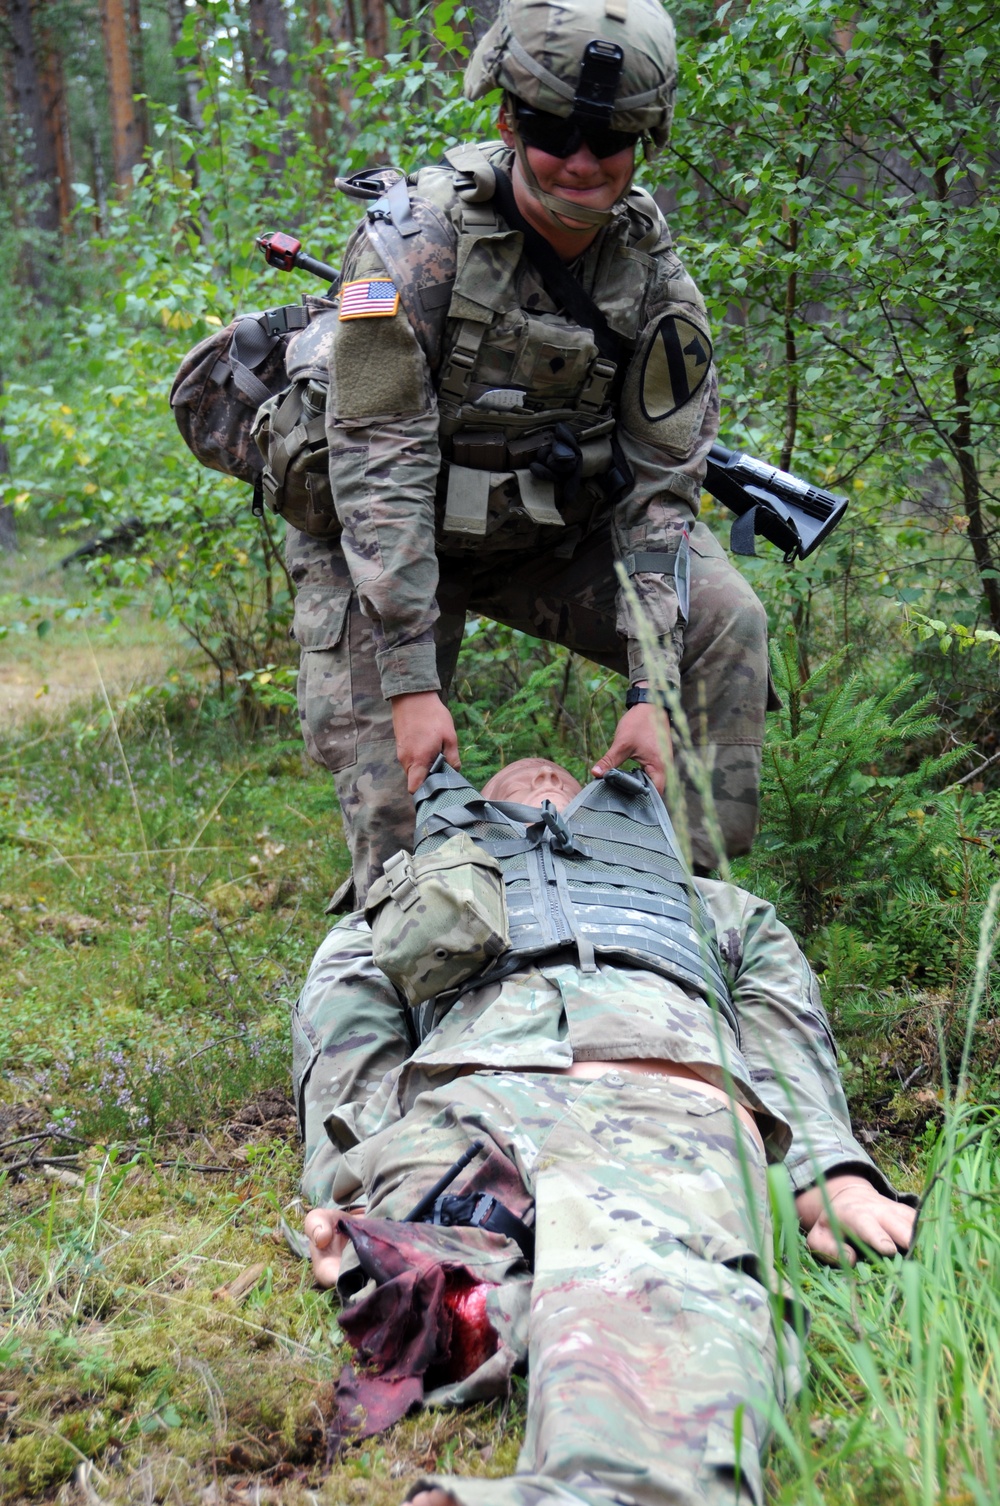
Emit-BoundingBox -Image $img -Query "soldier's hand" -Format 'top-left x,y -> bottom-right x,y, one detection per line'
592,702 -> 672,794
391,691 -> 461,793
795,1174 -> 916,1265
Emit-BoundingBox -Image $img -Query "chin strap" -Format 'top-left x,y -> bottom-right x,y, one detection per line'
510,128 -> 628,235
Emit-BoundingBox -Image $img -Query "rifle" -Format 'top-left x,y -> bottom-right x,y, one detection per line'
703,444 -> 849,563
256,232 -> 849,562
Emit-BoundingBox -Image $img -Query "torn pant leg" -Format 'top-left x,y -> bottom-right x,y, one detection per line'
400,1071 -> 799,1506
334,1073 -> 546,1420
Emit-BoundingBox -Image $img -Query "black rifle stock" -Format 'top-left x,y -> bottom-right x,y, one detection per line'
704,443 -> 849,562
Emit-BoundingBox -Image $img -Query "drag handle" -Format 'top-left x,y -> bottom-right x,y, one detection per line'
256,230 -> 340,287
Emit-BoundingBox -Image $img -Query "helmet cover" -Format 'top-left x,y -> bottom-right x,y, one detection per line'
465,0 -> 678,151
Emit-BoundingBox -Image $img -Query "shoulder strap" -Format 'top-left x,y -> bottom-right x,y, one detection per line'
362,189 -> 458,372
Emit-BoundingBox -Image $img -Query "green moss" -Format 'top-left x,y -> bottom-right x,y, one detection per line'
2,1433 -> 81,1497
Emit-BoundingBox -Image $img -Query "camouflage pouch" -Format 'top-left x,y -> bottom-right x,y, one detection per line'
250,309 -> 341,539
365,834 -> 510,1007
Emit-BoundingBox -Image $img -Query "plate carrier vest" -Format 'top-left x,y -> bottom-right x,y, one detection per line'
413,759 -> 738,1041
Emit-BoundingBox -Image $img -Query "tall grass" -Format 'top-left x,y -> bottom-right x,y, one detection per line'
772,883 -> 1000,1504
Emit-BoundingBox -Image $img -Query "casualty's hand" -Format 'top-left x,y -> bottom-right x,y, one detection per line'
304,1207 -> 359,1289
795,1174 -> 916,1265
391,690 -> 460,793
591,698 -> 672,795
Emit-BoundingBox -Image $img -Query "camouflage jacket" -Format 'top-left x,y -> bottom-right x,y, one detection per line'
293,878 -> 903,1210
325,142 -> 719,699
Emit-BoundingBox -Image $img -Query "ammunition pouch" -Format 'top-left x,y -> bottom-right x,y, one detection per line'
365,833 -> 511,1007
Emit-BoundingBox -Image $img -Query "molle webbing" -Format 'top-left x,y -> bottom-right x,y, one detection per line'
413,763 -> 736,1035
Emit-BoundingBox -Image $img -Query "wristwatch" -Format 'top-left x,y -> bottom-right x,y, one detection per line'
625,685 -> 670,713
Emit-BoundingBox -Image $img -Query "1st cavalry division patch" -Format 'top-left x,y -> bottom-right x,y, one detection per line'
338,279 -> 400,320
639,313 -> 713,423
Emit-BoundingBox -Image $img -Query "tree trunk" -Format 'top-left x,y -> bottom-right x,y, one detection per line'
952,361 -> 1000,636
7,0 -> 61,237
247,0 -> 294,101
166,0 -> 204,130
328,0 -> 356,42
84,76 -> 109,231
128,0 -> 149,156
37,17 -> 73,230
0,371 -> 14,554
99,0 -> 143,188
362,0 -> 387,58
306,0 -> 335,180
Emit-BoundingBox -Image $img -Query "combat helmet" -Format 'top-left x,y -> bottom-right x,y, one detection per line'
465,0 -> 677,232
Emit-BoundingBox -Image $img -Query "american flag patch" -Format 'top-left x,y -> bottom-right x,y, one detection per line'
338,279 -> 400,320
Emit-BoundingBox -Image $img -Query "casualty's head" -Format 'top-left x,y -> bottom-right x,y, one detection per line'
465,0 -> 678,234
481,757 -> 583,811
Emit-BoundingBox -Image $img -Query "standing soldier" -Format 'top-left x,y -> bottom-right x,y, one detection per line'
290,0 -> 772,906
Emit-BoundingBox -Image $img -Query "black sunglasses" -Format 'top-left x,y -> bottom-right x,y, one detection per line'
514,102 -> 639,161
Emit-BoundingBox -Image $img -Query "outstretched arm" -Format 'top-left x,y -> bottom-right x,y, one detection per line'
795,1173 -> 916,1264
697,878 -> 918,1244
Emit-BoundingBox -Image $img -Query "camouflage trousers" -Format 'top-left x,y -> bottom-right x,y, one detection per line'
287,524 -> 770,902
345,1069 -> 800,1506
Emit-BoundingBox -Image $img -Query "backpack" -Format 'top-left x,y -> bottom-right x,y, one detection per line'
169,295 -> 341,539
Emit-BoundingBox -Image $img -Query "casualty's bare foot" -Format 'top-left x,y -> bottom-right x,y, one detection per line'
408,1493 -> 458,1506
304,1207 -> 351,1288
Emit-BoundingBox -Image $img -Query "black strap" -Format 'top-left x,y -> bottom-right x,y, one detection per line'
432,1191 -> 535,1263
489,169 -> 625,382
730,506 -> 759,557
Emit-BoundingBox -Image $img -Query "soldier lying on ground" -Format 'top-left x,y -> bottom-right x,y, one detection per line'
292,758 -> 915,1506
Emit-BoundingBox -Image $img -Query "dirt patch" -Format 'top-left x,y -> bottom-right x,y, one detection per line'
0,641 -> 182,726
223,1089 -> 298,1146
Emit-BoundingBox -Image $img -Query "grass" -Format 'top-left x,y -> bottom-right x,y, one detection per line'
2,539 -> 999,1504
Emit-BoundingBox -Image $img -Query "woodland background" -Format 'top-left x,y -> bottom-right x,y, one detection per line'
1,2 -> 999,1503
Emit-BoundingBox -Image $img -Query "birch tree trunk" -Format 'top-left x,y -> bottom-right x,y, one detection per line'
99,0 -> 143,188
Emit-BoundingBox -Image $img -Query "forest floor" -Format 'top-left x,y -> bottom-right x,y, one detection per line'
0,536 -> 994,1505
0,537 -> 525,1504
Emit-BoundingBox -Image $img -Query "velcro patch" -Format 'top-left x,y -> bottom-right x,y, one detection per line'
338,279 -> 400,321
640,314 -> 713,423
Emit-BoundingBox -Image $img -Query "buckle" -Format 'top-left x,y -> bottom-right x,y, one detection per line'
261,304 -> 310,337
383,851 -> 419,908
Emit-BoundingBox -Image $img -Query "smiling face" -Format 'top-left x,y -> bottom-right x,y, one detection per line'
498,101 -> 636,251
481,758 -> 583,812
519,137 -> 636,219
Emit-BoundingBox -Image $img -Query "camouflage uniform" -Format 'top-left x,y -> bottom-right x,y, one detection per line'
292,881 -> 905,1506
291,137 -> 770,898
